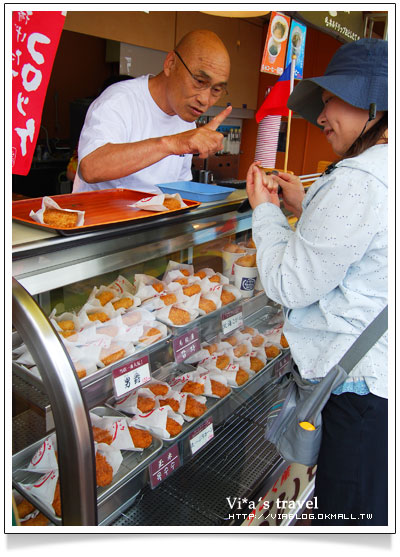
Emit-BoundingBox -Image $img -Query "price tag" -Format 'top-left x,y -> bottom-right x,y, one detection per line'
173,327 -> 201,363
112,355 -> 151,398
273,353 -> 292,378
189,417 -> 214,455
221,306 -> 243,336
149,443 -> 181,489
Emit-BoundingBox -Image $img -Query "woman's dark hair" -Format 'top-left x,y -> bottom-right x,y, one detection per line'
344,112 -> 388,159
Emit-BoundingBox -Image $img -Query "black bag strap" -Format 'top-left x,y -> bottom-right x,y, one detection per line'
337,305 -> 388,375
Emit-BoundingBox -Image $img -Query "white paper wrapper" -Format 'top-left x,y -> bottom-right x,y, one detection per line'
98,342 -> 134,368
128,193 -> 188,212
221,367 -> 255,387
136,322 -> 168,346
90,413 -> 137,451
133,275 -> 165,302
67,343 -> 102,376
169,370 -> 206,393
21,469 -> 59,516
77,302 -> 121,328
25,434 -> 58,473
108,275 -> 136,296
140,282 -> 184,311
262,325 -> 285,347
88,285 -> 120,307
197,292 -> 222,316
231,339 -> 253,359
95,442 -> 123,478
121,307 -> 155,328
196,368 -> 231,398
61,323 -> 112,349
127,406 -> 184,439
29,196 -> 85,227
162,261 -> 194,281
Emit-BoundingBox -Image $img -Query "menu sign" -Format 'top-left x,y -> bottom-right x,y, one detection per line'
12,11 -> 65,175
285,20 -> 307,80
112,355 -> 151,398
149,443 -> 181,489
173,327 -> 201,364
260,12 -> 292,76
297,11 -> 363,42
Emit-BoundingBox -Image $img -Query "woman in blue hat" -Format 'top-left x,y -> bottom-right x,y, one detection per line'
246,38 -> 388,526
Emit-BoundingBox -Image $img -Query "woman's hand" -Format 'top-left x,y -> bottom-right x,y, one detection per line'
246,162 -> 280,210
270,172 -> 305,218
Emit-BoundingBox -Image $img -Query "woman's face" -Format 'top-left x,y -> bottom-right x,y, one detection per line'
317,90 -> 372,156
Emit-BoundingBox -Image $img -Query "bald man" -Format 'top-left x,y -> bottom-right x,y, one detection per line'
73,29 -> 232,194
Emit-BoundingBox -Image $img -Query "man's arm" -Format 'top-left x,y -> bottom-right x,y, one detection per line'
79,106 -> 232,184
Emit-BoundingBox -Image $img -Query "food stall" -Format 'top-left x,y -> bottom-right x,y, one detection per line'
11,192 -> 299,527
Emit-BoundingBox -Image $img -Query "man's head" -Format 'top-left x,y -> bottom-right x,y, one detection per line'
153,29 -> 231,122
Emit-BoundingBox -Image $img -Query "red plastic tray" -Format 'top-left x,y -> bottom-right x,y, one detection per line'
12,188 -> 201,235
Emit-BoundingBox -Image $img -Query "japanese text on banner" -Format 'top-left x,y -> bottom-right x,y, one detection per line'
12,10 -> 65,175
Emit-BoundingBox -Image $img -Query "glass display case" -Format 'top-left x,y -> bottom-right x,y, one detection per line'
12,202 -> 292,526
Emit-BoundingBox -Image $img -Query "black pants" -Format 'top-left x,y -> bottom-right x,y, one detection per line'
312,392 -> 388,526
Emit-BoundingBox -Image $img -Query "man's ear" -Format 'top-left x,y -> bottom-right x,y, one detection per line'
163,51 -> 176,77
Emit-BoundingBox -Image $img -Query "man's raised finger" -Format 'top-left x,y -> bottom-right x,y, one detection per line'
205,105 -> 233,131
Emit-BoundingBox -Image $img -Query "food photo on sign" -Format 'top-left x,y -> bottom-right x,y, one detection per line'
12,10 -> 66,176
285,19 -> 307,80
260,12 -> 291,76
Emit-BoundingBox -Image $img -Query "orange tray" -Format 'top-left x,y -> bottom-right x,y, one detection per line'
12,189 -> 201,236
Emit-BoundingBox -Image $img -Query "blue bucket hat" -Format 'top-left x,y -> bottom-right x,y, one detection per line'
287,38 -> 388,127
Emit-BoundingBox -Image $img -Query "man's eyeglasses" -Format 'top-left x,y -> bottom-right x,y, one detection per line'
173,50 -> 228,98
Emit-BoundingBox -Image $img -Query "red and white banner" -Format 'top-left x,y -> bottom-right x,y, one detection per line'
12,10 -> 66,175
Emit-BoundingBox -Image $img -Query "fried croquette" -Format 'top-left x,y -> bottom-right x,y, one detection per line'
60,330 -> 76,338
168,306 -> 191,325
280,334 -> 289,348
181,380 -> 204,396
160,293 -> 177,305
180,269 -> 191,276
58,319 -> 75,331
173,277 -> 188,286
137,395 -> 156,413
166,417 -> 182,437
210,379 -> 231,398
242,326 -> 255,335
236,254 -> 257,267
251,335 -> 265,347
199,297 -> 217,314
265,345 -> 281,359
221,289 -> 236,305
182,283 -> 201,297
250,356 -> 264,373
88,311 -> 110,323
75,365 -> 87,380
52,480 -> 61,516
184,395 -> 207,418
163,197 -> 181,211
224,335 -> 238,346
128,426 -> 153,449
236,368 -> 249,386
96,452 -> 113,487
216,354 -> 230,370
151,282 -> 164,293
43,208 -> 78,228
233,344 -> 248,358
204,343 -> 219,354
21,512 -> 49,526
100,347 -> 126,366
139,327 -> 161,343
159,398 -> 180,413
112,297 -> 134,310
194,270 -> 207,279
209,274 -> 221,283
92,426 -> 113,445
96,290 -> 114,306
145,383 -> 169,396
17,499 -> 35,519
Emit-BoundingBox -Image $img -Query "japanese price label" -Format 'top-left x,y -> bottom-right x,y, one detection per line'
273,353 -> 292,378
112,355 -> 151,398
12,11 -> 66,175
173,327 -> 201,363
189,417 -> 214,456
221,306 -> 243,336
149,443 -> 181,489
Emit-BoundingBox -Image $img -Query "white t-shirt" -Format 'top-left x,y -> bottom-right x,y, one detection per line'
73,75 -> 196,194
